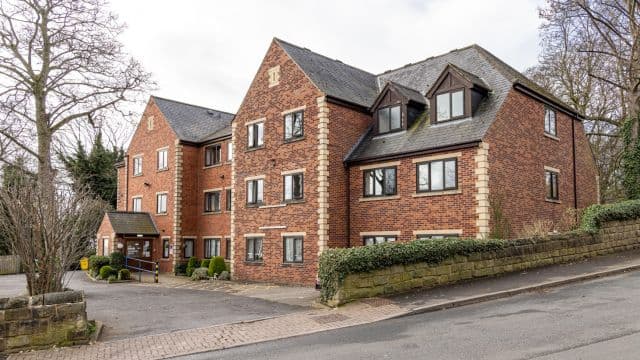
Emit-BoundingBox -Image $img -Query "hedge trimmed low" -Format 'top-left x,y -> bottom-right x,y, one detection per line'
318,238 -> 505,302
580,199 -> 640,233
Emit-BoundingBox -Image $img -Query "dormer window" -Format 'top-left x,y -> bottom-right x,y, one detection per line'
377,105 -> 401,134
436,90 -> 464,122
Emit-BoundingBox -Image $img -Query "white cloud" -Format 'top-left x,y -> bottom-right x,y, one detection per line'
108,0 -> 545,114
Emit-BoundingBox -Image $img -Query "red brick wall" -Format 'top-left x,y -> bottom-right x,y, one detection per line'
348,147 -> 479,244
327,104 -> 372,248
96,214 -> 113,256
232,40 -> 323,286
116,165 -> 127,211
485,89 -> 598,237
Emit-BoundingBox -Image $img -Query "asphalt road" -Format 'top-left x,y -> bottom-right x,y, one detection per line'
0,272 -> 305,341
180,271 -> 640,360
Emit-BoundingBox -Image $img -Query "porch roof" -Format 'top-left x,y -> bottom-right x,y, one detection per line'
106,212 -> 159,236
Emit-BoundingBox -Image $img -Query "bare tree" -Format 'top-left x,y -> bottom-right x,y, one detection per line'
0,0 -> 151,294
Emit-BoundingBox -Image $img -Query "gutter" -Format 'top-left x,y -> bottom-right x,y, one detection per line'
513,82 -> 584,121
345,140 -> 481,166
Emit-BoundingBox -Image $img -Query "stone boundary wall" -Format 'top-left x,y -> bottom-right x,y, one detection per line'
0,255 -> 20,275
0,290 -> 89,353
330,219 -> 640,306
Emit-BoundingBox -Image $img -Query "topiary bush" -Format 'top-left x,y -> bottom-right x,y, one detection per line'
99,265 -> 116,280
118,268 -> 131,281
89,255 -> 111,276
580,199 -> 640,233
191,267 -> 209,281
318,238 -> 505,302
201,259 -> 211,269
208,256 -> 226,277
109,252 -> 125,270
186,257 -> 200,277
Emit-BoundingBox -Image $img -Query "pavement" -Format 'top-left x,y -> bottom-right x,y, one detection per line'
5,250 -> 640,359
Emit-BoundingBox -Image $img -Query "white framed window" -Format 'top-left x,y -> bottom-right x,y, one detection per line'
248,122 -> 264,149
132,197 -> 142,212
157,148 -> 168,170
227,142 -> 233,161
156,193 -> 168,214
247,179 -> 264,205
545,169 -> 559,200
363,235 -> 396,246
283,173 -> 304,201
544,107 -> 557,136
102,237 -> 110,256
283,236 -> 303,263
133,156 -> 143,176
204,238 -> 221,258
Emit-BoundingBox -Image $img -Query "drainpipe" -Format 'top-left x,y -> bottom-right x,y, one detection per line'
125,154 -> 129,211
346,165 -> 351,248
571,118 -> 578,211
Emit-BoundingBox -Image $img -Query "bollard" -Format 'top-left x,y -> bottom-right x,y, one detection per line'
154,262 -> 159,283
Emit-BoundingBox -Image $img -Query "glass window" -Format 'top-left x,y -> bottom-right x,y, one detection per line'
156,193 -> 167,214
157,149 -> 168,170
544,108 -> 557,136
451,90 -> 464,117
363,236 -> 396,246
204,144 -> 221,167
284,173 -> 304,201
284,111 -> 304,140
204,238 -> 221,258
132,197 -> 142,212
545,170 -> 559,200
225,189 -> 232,211
102,238 -> 109,256
363,167 -> 397,197
204,191 -> 221,212
248,122 -> 264,148
283,236 -> 303,263
436,93 -> 450,121
377,106 -> 402,134
162,238 -> 170,258
417,159 -> 458,192
225,238 -> 231,260
183,239 -> 194,258
246,237 -> 263,262
143,240 -> 151,257
437,90 -> 464,121
247,179 -> 264,205
133,156 -> 142,176
227,142 -> 233,161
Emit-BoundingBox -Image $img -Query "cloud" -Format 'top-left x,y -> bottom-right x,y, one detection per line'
108,0 -> 545,114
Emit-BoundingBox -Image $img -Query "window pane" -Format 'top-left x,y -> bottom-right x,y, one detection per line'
284,114 -> 293,139
285,237 -> 293,262
227,142 -> 233,161
255,239 -> 263,260
451,91 -> 464,117
256,179 -> 263,202
247,182 -> 254,204
418,163 -> 429,191
437,93 -> 450,121
248,125 -> 254,147
185,240 -> 193,258
390,106 -> 401,130
378,108 -> 390,133
364,171 -> 373,196
445,160 -> 457,188
215,240 -> 220,257
293,174 -> 303,199
214,192 -> 220,211
247,239 -> 254,260
257,123 -> 264,146
294,238 -> 303,262
374,169 -> 384,195
384,168 -> 396,195
364,237 -> 374,246
431,161 -> 444,190
293,112 -> 303,136
284,175 -> 292,200
226,189 -> 232,211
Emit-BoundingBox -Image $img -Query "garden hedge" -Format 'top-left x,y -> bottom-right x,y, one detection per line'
88,255 -> 110,274
318,238 -> 504,302
580,199 -> 640,233
209,256 -> 226,277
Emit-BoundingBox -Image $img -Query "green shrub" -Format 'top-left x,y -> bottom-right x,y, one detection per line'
318,238 -> 505,302
118,268 -> 131,281
201,259 -> 211,269
109,252 -> 125,270
174,263 -> 187,275
107,274 -> 117,283
218,270 -> 230,280
99,265 -> 116,280
208,256 -> 226,277
580,199 -> 640,233
191,267 -> 209,281
89,255 -> 110,274
186,257 -> 200,277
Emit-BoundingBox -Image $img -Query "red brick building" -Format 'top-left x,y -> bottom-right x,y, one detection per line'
98,39 -> 598,286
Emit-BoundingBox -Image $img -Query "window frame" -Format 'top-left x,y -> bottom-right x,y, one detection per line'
246,179 -> 264,206
377,105 -> 402,134
247,122 -> 264,149
225,237 -> 231,260
183,238 -> 194,259
544,107 -> 557,136
227,142 -> 233,161
282,236 -> 304,264
416,234 -> 460,240
284,110 -> 304,141
156,192 -> 168,214
132,196 -> 142,212
162,238 -> 170,258
133,156 -> 143,176
245,237 -> 263,262
102,237 -> 109,256
225,188 -> 232,211
545,169 -> 559,201
157,148 -> 168,170
363,235 -> 396,246
435,89 -> 465,122
204,238 -> 221,259
204,190 -> 221,213
363,167 -> 397,198
204,143 -> 222,167
416,158 -> 458,193
283,173 -> 304,202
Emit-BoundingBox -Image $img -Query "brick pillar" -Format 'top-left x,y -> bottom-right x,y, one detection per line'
172,139 -> 184,270
475,142 -> 490,238
317,96 -> 330,255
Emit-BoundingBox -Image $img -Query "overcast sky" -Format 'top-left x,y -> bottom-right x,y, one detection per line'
108,0 -> 546,115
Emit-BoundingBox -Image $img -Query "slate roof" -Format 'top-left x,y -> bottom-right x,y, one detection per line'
386,81 -> 427,105
152,96 -> 234,143
106,212 -> 159,236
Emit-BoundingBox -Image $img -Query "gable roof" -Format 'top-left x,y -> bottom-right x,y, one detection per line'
275,38 -> 379,108
152,96 -> 234,144
106,212 -> 159,236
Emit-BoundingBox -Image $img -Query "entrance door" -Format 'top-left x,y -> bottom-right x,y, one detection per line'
125,238 -> 153,270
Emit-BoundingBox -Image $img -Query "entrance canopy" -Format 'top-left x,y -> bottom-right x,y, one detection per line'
106,211 -> 159,237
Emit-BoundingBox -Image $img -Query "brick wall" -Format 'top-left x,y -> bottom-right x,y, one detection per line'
232,40 -> 323,285
485,89 -> 598,237
348,147 -> 480,244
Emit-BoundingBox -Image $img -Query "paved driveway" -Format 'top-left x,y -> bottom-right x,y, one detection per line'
0,272 -> 307,341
